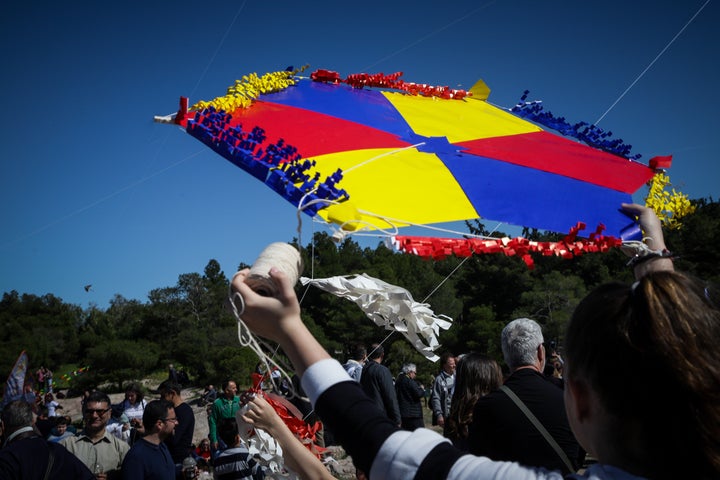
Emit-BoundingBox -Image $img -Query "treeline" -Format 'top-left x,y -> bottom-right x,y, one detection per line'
1,198 -> 717,394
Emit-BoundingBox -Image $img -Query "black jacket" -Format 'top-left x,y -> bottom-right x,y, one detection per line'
360,360 -> 401,424
468,368 -> 580,474
395,372 -> 424,419
0,434 -> 94,479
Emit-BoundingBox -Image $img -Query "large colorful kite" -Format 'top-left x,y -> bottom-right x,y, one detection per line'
156,66 -> 674,264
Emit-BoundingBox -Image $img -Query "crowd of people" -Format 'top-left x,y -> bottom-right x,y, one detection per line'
227,203 -> 718,479
0,363 -> 334,479
1,203 -> 718,479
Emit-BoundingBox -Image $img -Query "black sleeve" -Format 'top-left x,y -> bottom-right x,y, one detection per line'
314,381 -> 400,473
415,442 -> 465,480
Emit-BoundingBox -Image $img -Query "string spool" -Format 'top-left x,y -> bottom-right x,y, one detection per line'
246,242 -> 303,297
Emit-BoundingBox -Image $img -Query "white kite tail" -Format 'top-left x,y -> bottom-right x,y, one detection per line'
236,405 -> 298,479
300,273 -> 453,362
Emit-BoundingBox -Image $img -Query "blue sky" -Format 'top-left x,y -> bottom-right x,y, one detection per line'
1,1 -> 718,309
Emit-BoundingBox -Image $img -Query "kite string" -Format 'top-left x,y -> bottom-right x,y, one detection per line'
343,142 -> 426,174
420,255 -> 472,304
594,0 -> 710,125
360,0 -> 497,72
228,284 -> 307,405
188,0 -> 248,99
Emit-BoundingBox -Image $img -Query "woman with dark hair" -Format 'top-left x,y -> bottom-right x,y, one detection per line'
230,203 -> 720,479
120,382 -> 146,429
563,270 -> 720,479
443,353 -> 502,451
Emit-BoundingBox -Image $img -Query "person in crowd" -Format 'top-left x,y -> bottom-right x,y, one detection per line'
60,390 -> 129,479
120,383 -> 147,429
444,353 -> 503,451
47,415 -> 75,442
34,405 -> 55,438
44,391 -> 62,418
429,351 -> 456,428
35,367 -> 46,390
0,399 -> 95,479
168,364 -> 179,384
241,394 -> 335,480
194,438 -> 212,465
200,385 -> 218,406
342,344 -> 367,382
543,361 -> 564,389
212,417 -> 265,480
21,382 -> 39,413
159,381 -> 195,475
359,343 -> 400,426
228,202 -> 720,480
467,317 -> 580,473
44,367 -> 54,393
80,389 -> 92,411
177,369 -> 190,387
208,380 -> 240,451
106,412 -> 132,444
121,399 -> 176,480
395,363 -> 425,431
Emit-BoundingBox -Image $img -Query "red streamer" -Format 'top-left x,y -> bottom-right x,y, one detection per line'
392,224 -> 622,269
311,69 -> 471,100
246,372 -> 326,459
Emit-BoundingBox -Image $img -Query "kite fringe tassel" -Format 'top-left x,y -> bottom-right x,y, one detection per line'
189,66 -> 309,114
185,107 -> 348,216
310,69 -> 472,100
390,222 -> 622,269
511,91 -> 641,160
644,172 -> 696,230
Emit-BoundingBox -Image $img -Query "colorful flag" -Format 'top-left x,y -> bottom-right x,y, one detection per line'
2,350 -> 28,408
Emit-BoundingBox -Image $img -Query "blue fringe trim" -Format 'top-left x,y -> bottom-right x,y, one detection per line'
511,91 -> 642,161
186,107 -> 349,216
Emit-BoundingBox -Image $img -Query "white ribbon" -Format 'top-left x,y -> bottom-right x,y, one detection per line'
300,274 -> 453,362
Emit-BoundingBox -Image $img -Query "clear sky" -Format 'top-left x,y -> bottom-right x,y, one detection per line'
1,1 -> 718,309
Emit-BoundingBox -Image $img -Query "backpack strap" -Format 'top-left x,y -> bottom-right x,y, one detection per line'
499,385 -> 575,473
43,445 -> 56,480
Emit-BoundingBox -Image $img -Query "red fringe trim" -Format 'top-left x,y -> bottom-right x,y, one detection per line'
392,223 -> 622,269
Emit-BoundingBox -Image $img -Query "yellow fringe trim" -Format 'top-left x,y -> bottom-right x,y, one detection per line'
644,172 -> 696,230
190,65 -> 309,112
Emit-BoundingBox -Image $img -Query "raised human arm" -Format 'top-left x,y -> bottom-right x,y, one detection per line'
229,265 -> 551,479
241,395 -> 335,480
230,268 -> 331,375
621,203 -> 674,279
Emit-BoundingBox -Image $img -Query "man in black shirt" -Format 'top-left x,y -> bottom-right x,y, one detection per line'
0,400 -> 94,479
468,318 -> 580,474
360,343 -> 400,426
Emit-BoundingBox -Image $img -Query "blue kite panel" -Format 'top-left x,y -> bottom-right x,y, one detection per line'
440,151 -> 636,238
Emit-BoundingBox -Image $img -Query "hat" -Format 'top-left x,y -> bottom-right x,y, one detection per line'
119,413 -> 129,424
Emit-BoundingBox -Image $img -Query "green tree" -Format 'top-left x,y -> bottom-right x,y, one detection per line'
513,270 -> 586,347
86,339 -> 159,391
